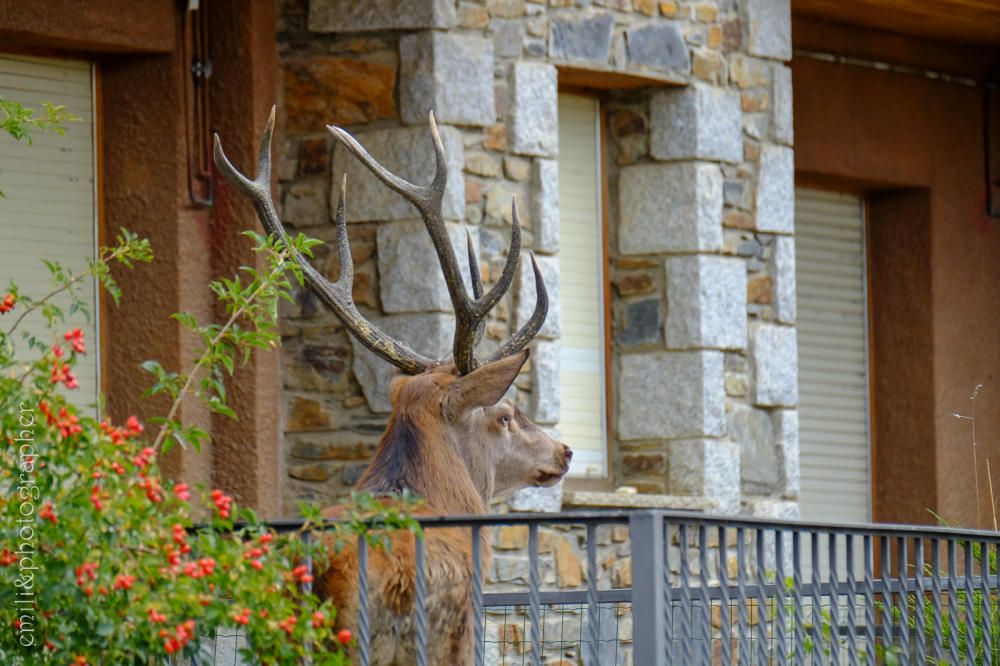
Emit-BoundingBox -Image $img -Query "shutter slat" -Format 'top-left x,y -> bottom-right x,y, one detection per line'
796,188 -> 870,524
0,55 -> 98,414
558,93 -> 606,479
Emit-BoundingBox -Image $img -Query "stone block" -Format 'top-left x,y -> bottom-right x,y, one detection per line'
773,408 -> 800,498
749,323 -> 797,407
618,162 -> 723,254
554,537 -> 583,587
618,351 -> 725,440
492,18 -> 525,58
625,22 -> 691,74
350,313 -> 456,412
549,11 -> 614,64
509,481 -> 563,512
755,144 -> 794,233
650,83 -> 742,163
530,340 -> 560,424
331,125 -> 465,223
531,159 -> 559,254
377,220 -> 478,313
667,438 -> 740,514
514,253 -> 560,339
290,433 -> 377,461
509,62 -> 558,157
286,396 -> 336,432
744,0 -> 791,61
400,32 -> 495,127
282,180 -> 328,228
665,255 -> 747,350
772,64 -> 793,145
729,405 -> 776,496
309,0 -> 456,32
771,235 -> 796,324
617,298 -> 662,347
283,57 -> 396,133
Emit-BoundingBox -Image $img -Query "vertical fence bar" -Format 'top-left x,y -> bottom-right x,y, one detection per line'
414,533 -> 427,666
719,527 -> 733,666
698,525 -> 712,664
792,531 -> 806,664
811,531 -> 824,663
663,522 -> 674,664
931,539 -> 945,662
358,537 -> 370,666
630,510 -> 666,666
828,532 -> 841,665
755,529 -> 769,666
980,541 -> 994,665
774,530 -> 788,665
965,543 -> 978,663
736,527 -> 751,666
664,520 -> 674,664
586,522 -> 599,666
845,533 -> 859,666
880,536 -> 893,655
914,538 -> 927,665
678,524 -> 694,664
948,539 -> 962,664
528,523 -> 542,666
896,537 -> 910,666
471,525 -> 484,666
864,534 -> 876,665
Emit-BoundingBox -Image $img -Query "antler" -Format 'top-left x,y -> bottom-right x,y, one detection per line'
213,108 -> 434,373
214,107 -> 548,375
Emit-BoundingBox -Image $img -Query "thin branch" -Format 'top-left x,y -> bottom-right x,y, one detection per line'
150,248 -> 290,453
4,243 -> 129,338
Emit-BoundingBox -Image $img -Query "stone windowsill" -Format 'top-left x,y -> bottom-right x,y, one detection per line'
561,490 -> 715,512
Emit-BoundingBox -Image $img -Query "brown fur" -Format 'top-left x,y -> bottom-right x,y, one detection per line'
313,357 -> 571,665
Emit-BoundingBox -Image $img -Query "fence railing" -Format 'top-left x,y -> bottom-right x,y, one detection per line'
190,509 -> 1000,665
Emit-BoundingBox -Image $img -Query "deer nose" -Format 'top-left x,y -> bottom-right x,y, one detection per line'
562,444 -> 573,464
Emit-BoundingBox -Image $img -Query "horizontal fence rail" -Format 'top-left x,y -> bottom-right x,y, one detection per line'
180,510 -> 1000,665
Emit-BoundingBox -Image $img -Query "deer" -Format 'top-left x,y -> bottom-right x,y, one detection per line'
213,108 -> 573,664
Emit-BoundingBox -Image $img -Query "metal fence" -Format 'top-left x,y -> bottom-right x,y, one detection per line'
187,509 -> 1000,665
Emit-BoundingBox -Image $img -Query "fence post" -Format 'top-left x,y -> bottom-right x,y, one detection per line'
630,510 -> 667,666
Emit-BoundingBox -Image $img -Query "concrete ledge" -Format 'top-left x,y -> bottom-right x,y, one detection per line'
562,490 -> 714,511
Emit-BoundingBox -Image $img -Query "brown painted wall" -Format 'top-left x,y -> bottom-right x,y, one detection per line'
0,1 -> 175,54
793,17 -> 1000,528
0,3 -> 282,516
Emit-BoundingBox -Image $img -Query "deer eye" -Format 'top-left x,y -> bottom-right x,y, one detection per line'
498,415 -> 512,428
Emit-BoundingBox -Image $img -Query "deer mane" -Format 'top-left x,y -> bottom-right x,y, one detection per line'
357,400 -> 486,516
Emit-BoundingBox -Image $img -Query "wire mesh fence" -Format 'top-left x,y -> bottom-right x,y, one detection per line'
172,510 -> 1000,665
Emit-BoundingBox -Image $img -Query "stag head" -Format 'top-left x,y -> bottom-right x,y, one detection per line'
213,108 -> 570,504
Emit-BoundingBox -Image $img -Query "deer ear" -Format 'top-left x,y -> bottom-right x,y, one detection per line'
444,350 -> 530,421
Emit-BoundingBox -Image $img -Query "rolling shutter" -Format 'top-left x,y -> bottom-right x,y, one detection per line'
557,93 -> 607,478
796,188 -> 870,523
0,55 -> 99,413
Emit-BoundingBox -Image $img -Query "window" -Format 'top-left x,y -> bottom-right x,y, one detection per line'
796,188 -> 871,522
556,92 -> 608,479
0,55 -> 99,412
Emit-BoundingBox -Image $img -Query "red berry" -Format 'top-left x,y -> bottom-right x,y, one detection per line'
337,628 -> 353,645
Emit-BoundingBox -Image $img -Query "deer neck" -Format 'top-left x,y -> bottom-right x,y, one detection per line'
357,412 -> 487,515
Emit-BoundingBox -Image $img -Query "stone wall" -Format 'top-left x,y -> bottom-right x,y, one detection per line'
274,0 -> 798,518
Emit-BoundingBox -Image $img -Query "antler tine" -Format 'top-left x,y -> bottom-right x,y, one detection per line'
483,253 -> 548,364
213,108 -> 434,374
465,229 -> 486,346
334,174 -> 353,285
471,199 -> 521,318
465,229 -> 483,300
